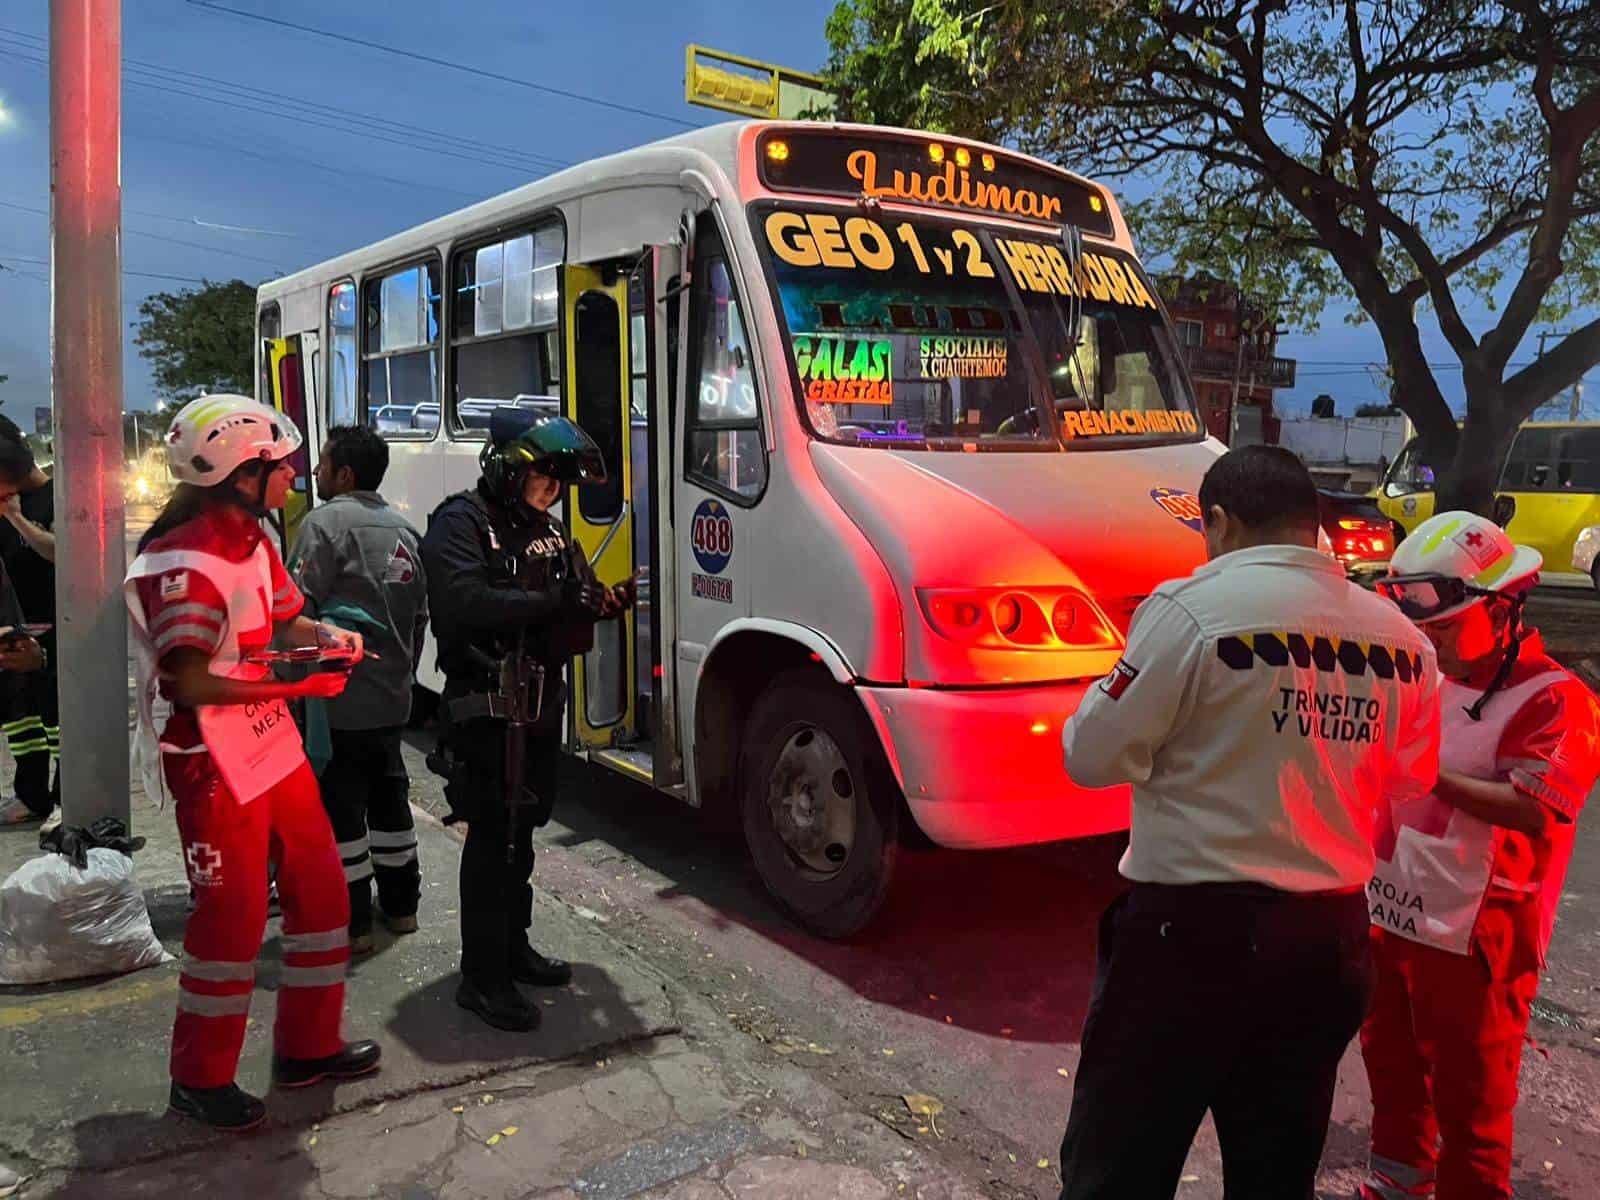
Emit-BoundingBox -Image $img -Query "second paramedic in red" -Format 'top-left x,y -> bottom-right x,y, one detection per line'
125,394 -> 382,1132
1364,512 -> 1600,1200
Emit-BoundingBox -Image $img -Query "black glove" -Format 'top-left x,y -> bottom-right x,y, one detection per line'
560,575 -> 608,618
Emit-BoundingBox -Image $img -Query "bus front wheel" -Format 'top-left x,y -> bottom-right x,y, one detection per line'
740,670 -> 899,939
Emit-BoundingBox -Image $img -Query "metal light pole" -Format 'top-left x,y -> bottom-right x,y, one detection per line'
51,0 -> 129,828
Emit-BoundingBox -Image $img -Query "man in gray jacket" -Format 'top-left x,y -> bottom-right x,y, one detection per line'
290,426 -> 429,954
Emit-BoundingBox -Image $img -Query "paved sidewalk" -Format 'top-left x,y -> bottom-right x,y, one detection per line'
0,772 -> 990,1198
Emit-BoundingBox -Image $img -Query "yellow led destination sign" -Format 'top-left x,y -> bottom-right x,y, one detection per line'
992,236 -> 1157,309
761,209 -> 1159,313
758,129 -> 1114,234
1062,409 -> 1201,438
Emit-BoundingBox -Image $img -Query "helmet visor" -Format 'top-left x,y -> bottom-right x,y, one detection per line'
1375,573 -> 1490,623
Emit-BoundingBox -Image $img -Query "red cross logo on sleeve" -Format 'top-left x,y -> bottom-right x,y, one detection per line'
186,842 -> 223,885
1464,531 -> 1484,547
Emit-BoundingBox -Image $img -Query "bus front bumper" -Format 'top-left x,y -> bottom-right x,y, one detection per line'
855,681 -> 1129,850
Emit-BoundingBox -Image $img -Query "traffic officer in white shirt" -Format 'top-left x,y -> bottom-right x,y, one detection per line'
1056,445 -> 1441,1200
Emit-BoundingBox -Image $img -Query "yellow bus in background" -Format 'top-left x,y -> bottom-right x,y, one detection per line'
1377,421 -> 1600,585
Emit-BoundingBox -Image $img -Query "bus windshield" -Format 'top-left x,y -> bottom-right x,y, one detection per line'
753,203 -> 1201,450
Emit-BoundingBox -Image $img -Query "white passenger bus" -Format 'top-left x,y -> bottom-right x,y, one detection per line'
256,122 -> 1220,936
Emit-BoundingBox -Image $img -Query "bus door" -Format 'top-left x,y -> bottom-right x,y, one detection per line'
262,334 -> 315,553
562,264 -> 641,763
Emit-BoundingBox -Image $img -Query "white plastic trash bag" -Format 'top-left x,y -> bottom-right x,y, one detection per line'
0,848 -> 172,985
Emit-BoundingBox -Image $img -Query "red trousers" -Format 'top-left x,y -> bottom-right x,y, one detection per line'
1359,918 -> 1540,1200
167,752 -> 351,1088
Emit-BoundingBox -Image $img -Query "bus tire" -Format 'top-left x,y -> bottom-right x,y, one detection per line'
740,670 -> 898,939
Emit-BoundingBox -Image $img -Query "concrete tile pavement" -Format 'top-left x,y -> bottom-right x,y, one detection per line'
1,766 -> 998,1198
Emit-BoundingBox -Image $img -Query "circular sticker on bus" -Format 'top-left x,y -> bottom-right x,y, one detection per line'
691,499 -> 734,574
1150,487 -> 1204,532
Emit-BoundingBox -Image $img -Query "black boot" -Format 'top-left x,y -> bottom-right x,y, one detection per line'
168,1082 -> 267,1131
456,976 -> 540,1031
272,1039 -> 382,1089
511,945 -> 573,987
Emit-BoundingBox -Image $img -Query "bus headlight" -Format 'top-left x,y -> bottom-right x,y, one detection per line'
916,587 -> 1121,650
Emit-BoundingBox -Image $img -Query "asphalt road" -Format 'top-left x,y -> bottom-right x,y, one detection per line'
120,508 -> 1600,1196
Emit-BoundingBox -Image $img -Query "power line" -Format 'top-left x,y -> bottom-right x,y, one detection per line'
0,41 -> 564,179
183,0 -> 699,130
0,262 -> 49,286
0,198 -> 292,269
0,49 -> 494,202
0,27 -> 571,172
0,253 -> 211,285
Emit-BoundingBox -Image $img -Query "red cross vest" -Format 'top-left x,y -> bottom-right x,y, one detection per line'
125,542 -> 306,807
1369,666 -> 1565,957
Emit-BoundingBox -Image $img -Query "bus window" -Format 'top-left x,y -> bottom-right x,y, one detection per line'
1551,428 -> 1600,492
686,257 -> 766,501
451,223 -> 563,432
363,259 -> 441,437
257,303 -> 280,403
328,281 -> 358,429
629,310 -> 648,420
1499,427 -> 1557,491
1384,439 -> 1435,496
574,290 -> 624,522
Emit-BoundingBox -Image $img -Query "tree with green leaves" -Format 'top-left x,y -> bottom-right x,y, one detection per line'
132,279 -> 257,404
824,1 -> 1600,513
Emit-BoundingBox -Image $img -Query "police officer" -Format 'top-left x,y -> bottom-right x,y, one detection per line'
420,410 -> 630,1032
1055,446 -> 1441,1199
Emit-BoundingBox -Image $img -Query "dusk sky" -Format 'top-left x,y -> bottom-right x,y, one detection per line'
0,0 -> 1592,422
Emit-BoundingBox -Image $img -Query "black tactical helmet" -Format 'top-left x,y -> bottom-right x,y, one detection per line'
479,409 -> 607,502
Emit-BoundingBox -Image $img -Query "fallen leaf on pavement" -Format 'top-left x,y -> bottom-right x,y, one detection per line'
882,1048 -> 895,1056
451,1106 -> 465,1114
807,1043 -> 834,1055
501,1126 -> 518,1138
903,1093 -> 944,1118
1181,1175 -> 1199,1184
1037,1159 -> 1050,1169
369,1103 -> 386,1116
486,1134 -> 502,1147
1057,1068 -> 1071,1079
307,1136 -> 318,1148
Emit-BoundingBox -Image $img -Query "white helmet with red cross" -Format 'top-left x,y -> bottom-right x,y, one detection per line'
1380,510 -> 1542,624
164,393 -> 302,487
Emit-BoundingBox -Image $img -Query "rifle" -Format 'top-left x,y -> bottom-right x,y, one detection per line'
497,631 -> 544,866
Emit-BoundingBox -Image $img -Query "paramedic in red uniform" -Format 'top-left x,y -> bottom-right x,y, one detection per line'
1362,511 -> 1600,1200
1055,446 -> 1440,1199
125,394 -> 381,1131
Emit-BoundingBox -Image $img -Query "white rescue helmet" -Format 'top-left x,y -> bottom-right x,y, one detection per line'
1379,510 -> 1542,624
164,393 -> 302,487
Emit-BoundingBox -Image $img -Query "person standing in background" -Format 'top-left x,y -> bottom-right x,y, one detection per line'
0,415 -> 57,826
289,425 -> 429,956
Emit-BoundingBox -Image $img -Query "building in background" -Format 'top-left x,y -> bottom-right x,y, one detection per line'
1277,398 -> 1410,492
1161,275 -> 1297,445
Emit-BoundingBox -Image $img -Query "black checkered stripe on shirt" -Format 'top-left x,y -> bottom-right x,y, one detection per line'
1215,633 -> 1426,681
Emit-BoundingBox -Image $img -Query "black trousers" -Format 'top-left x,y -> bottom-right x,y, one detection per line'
3,657 -> 59,816
1059,882 -> 1373,1200
447,716 -> 560,988
318,725 -> 420,936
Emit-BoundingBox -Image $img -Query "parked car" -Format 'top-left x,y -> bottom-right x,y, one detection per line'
1318,488 -> 1395,577
1574,524 -> 1600,592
